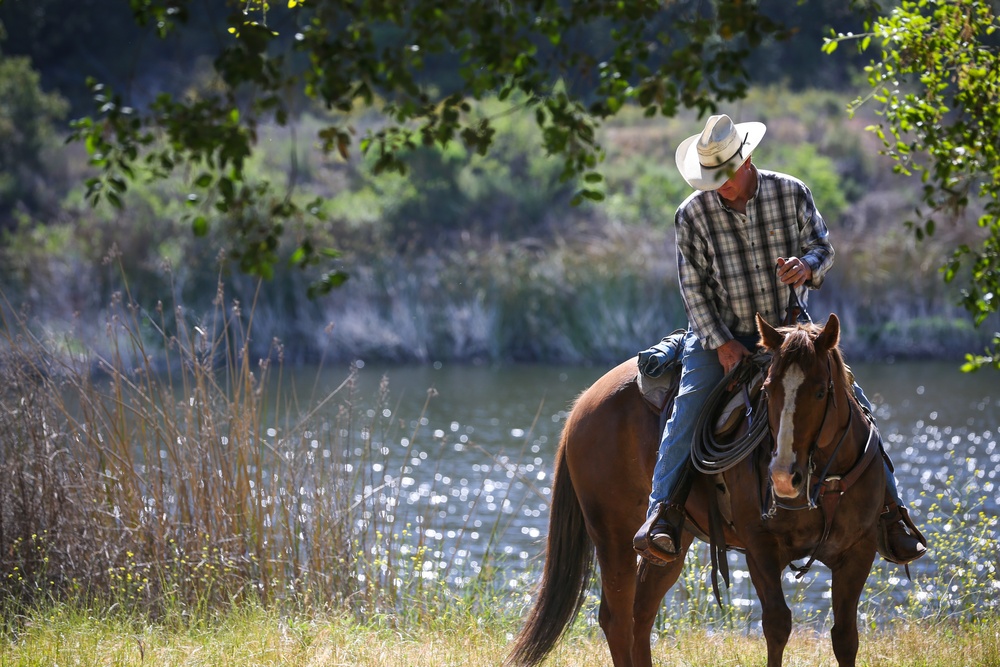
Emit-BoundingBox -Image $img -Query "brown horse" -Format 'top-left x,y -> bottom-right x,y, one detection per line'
505,313 -> 884,667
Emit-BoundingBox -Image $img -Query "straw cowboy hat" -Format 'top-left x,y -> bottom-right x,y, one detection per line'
675,114 -> 766,191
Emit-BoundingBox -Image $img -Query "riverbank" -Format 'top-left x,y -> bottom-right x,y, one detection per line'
1,604 -> 997,666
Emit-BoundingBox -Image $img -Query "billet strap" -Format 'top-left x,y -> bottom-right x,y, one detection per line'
707,490 -> 730,607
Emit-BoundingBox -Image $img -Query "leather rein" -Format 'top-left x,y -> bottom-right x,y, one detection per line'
761,356 -> 882,578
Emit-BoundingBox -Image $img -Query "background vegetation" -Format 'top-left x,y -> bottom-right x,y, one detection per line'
0,3 -> 998,662
0,83 -> 992,366
0,1 -> 996,366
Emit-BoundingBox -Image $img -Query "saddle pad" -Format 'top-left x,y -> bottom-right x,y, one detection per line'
637,368 -> 680,413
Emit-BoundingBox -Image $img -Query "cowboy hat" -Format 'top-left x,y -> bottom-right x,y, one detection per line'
675,114 -> 766,191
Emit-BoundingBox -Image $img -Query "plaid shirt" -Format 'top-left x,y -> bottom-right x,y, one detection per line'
675,168 -> 835,350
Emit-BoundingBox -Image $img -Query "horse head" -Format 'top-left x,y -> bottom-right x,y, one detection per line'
756,312 -> 844,500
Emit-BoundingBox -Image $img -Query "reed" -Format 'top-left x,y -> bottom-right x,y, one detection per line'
0,266 -> 517,625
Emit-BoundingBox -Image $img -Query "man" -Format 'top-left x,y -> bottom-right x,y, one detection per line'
632,114 -> 927,566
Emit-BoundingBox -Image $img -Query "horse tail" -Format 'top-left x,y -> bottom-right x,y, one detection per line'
504,438 -> 593,667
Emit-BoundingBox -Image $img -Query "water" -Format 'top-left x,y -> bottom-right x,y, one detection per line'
302,359 -> 999,622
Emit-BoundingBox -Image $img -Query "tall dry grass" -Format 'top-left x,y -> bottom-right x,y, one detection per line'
0,268 -> 516,624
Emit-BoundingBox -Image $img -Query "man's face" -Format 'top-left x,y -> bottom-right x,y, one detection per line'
716,159 -> 748,200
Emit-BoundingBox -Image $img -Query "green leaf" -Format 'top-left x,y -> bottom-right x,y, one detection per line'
192,216 -> 208,237
219,177 -> 234,200
307,271 -> 350,298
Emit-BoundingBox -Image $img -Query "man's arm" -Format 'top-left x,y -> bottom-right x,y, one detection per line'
796,182 -> 835,288
676,204 -> 733,350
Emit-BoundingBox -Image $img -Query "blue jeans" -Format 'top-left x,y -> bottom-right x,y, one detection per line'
647,332 -> 898,517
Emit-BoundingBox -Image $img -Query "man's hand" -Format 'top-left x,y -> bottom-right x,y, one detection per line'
717,339 -> 751,375
777,256 -> 812,288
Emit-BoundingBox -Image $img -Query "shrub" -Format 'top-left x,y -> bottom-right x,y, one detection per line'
0,53 -> 69,228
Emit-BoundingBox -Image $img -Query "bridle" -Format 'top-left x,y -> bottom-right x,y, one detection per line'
761,351 -> 881,577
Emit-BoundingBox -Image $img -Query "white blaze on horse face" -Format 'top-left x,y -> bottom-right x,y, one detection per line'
771,363 -> 805,497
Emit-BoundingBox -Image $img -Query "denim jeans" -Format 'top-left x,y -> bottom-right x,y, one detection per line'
850,382 -> 900,501
647,331 -> 898,518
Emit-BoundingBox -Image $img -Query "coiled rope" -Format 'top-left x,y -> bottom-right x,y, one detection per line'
691,352 -> 772,474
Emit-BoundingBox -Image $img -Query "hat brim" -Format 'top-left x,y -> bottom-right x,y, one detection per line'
675,121 -> 766,191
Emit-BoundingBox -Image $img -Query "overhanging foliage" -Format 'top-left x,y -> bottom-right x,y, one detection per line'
69,0 -> 790,294
826,0 -> 1000,370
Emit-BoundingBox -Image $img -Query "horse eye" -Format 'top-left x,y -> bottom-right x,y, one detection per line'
815,388 -> 826,400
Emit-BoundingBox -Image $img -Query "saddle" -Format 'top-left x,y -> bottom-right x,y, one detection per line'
637,330 -> 767,443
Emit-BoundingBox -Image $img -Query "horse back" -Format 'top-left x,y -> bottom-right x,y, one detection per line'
561,358 -> 661,531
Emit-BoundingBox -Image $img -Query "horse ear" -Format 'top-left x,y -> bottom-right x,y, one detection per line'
815,313 -> 841,353
756,313 -> 783,350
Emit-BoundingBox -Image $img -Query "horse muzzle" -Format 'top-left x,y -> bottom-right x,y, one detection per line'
769,460 -> 806,499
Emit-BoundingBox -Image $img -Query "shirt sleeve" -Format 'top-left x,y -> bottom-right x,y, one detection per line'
676,204 -> 733,351
797,182 -> 835,289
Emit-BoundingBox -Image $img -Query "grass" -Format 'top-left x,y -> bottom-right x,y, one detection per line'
0,604 -> 998,666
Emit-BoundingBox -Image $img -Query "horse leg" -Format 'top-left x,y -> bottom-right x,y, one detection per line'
630,533 -> 693,667
746,549 -> 792,667
593,534 -> 642,667
829,544 -> 877,666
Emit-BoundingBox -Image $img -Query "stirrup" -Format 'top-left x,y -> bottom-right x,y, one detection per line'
634,502 -> 685,566
632,502 -> 687,565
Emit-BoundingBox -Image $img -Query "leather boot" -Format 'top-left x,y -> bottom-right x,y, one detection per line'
877,502 -> 927,565
634,502 -> 686,562
638,456 -> 695,562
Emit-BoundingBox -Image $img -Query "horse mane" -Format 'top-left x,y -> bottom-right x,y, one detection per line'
772,323 -> 853,396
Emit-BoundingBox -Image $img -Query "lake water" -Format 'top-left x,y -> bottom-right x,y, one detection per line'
302,358 -> 999,625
